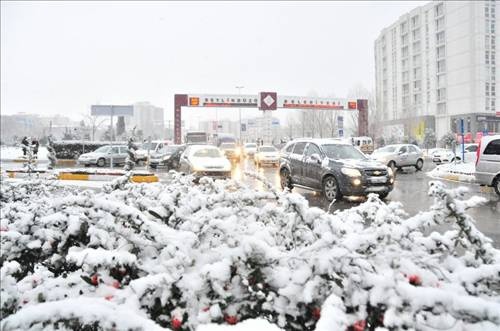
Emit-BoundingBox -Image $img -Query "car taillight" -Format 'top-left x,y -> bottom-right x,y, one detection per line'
475,139 -> 482,166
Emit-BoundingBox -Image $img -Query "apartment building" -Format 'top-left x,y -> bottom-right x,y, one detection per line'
374,0 -> 499,141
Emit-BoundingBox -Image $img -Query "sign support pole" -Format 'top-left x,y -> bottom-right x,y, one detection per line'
110,106 -> 114,169
460,118 -> 465,162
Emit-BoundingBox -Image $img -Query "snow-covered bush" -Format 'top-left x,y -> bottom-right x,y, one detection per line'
1,174 -> 499,331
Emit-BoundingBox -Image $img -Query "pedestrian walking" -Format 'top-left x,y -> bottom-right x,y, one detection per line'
21,136 -> 29,156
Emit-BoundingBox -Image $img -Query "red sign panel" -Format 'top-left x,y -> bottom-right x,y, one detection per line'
259,92 -> 277,111
348,101 -> 357,110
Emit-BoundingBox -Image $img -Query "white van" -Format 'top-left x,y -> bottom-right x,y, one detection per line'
475,135 -> 500,196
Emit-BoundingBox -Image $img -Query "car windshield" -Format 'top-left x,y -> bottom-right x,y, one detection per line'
192,148 -> 222,158
141,142 -> 158,150
259,146 -> 277,152
220,143 -> 236,149
321,144 -> 367,160
94,146 -> 111,153
245,144 -> 257,148
158,145 -> 178,154
375,146 -> 397,153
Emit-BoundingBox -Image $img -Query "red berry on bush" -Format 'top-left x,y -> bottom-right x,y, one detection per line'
171,318 -> 182,330
112,280 -> 121,289
90,274 -> 99,286
352,319 -> 366,331
224,315 -> 238,325
312,307 -> 321,320
408,274 -> 422,286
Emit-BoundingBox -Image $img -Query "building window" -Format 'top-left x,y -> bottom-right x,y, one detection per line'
411,15 -> 420,28
402,72 -> 409,83
402,59 -> 408,70
437,59 -> 446,73
402,46 -> 409,58
413,41 -> 421,53
437,88 -> 446,101
486,82 -> 490,96
413,67 -> 422,79
435,3 -> 444,17
437,45 -> 445,59
412,28 -> 421,40
436,16 -> 445,31
413,54 -> 421,66
437,74 -> 446,88
436,31 -> 445,44
413,93 -> 422,104
413,80 -> 422,90
437,103 -> 446,114
486,51 -> 490,64
401,21 -> 408,34
486,6 -> 490,17
492,83 -> 496,96
401,34 -> 409,45
403,95 -> 410,106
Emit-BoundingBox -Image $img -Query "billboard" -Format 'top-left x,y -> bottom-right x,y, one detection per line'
91,105 -> 134,116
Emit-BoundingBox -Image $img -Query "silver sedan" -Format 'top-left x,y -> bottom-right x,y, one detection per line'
371,144 -> 424,171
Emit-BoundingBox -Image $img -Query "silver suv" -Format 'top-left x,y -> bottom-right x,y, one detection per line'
476,135 -> 500,196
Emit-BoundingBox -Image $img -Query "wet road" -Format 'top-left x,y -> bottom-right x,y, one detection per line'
3,158 -> 499,246
226,158 -> 500,247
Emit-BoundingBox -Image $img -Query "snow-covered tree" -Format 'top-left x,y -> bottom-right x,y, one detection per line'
1,174 -> 499,331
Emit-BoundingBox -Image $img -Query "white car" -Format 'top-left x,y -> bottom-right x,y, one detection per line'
178,145 -> 231,179
254,145 -> 280,167
243,143 -> 258,158
135,140 -> 171,162
431,149 -> 456,164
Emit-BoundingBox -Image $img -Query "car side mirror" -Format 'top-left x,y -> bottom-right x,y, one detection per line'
311,153 -> 321,163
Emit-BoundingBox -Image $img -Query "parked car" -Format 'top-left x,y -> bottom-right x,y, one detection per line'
243,143 -> 258,158
135,140 -> 171,162
78,145 -> 128,167
178,145 -> 231,179
351,136 -> 374,154
371,144 -> 424,171
431,148 -> 456,164
254,145 -> 280,167
453,144 -> 479,163
475,135 -> 500,196
219,142 -> 241,162
149,144 -> 186,170
279,139 -> 394,201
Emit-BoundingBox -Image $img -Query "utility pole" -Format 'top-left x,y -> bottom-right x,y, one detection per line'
236,86 -> 244,143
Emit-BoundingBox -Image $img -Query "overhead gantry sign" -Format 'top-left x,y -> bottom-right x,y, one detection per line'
174,92 -> 368,144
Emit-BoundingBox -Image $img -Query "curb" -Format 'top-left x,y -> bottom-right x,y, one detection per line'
5,170 -> 158,183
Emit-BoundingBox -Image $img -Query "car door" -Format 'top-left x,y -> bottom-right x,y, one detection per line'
178,147 -> 191,173
397,145 -> 410,166
290,142 -> 307,185
302,143 -> 323,189
407,145 -> 419,165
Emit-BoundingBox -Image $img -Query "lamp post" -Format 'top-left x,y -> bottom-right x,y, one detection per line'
236,86 -> 244,143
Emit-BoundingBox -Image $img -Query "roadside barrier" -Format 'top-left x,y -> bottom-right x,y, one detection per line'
5,170 -> 158,183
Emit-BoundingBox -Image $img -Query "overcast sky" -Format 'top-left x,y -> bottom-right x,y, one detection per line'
1,0 -> 427,125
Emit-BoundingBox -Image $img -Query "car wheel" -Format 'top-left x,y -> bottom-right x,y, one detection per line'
388,161 -> 397,172
453,157 -> 461,162
150,165 -> 157,169
322,176 -> 342,202
97,158 -> 106,167
280,168 -> 293,190
415,158 -> 424,171
494,176 -> 500,196
378,192 -> 389,199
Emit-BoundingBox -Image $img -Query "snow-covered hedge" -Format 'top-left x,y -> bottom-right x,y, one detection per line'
1,173 -> 499,331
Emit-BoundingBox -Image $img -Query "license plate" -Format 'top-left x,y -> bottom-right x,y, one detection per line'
366,186 -> 387,192
370,176 -> 387,184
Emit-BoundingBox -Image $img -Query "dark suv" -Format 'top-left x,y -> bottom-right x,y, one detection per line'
279,139 -> 394,201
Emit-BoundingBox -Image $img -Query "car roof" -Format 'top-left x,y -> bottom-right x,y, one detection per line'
289,138 -> 351,145
481,135 -> 500,143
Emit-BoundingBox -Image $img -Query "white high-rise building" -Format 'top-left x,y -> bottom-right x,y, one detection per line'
374,0 -> 499,142
126,102 -> 165,139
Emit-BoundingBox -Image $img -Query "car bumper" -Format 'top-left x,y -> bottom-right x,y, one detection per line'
475,172 -> 493,186
339,175 -> 394,196
193,170 -> 231,179
78,159 -> 96,165
259,158 -> 279,165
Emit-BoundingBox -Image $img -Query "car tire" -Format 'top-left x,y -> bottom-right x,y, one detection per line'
280,168 -> 293,190
494,176 -> 500,196
150,165 -> 157,169
322,176 -> 342,202
97,158 -> 106,167
415,158 -> 424,171
388,161 -> 397,172
378,192 -> 389,199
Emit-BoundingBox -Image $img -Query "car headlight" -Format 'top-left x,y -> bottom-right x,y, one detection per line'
341,167 -> 361,177
162,155 -> 171,161
193,165 -> 205,172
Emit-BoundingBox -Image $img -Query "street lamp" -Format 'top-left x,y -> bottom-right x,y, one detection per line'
236,86 -> 244,143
